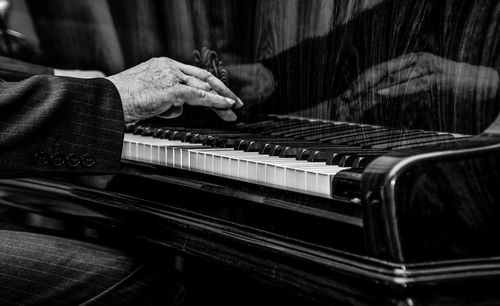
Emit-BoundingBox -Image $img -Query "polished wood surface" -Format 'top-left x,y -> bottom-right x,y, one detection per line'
15,0 -> 498,134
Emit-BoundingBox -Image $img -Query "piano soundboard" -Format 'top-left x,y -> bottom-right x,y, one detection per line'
121,115 -> 470,200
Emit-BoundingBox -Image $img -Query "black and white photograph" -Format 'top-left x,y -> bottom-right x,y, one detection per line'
0,0 -> 500,305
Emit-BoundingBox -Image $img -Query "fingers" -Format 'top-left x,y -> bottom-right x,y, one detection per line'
173,85 -> 238,121
157,105 -> 184,119
175,84 -> 236,109
376,74 -> 436,97
343,53 -> 419,99
181,75 -> 212,91
179,63 -> 244,109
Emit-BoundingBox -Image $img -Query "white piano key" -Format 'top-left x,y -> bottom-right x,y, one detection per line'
122,141 -> 129,159
213,155 -> 223,175
122,133 -> 353,199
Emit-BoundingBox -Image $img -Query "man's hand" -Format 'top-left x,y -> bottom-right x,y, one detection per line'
106,57 -> 243,123
342,52 -> 499,101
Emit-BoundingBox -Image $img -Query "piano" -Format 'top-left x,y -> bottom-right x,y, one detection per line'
2,0 -> 500,305
109,110 -> 500,305
5,111 -> 498,305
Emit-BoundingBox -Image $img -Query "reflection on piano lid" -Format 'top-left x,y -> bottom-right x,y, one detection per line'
121,115 -> 470,200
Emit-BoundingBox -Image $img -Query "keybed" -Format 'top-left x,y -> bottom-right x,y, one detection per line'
122,116 -> 469,199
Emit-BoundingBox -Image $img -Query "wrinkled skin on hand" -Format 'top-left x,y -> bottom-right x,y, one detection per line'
336,52 -> 499,121
106,57 -> 243,123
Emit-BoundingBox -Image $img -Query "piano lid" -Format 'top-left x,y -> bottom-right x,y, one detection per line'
19,0 -> 500,136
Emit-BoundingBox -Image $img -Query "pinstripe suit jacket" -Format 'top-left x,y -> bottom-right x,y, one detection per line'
0,70 -> 124,177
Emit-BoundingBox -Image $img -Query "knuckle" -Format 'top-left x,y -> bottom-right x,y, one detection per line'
196,89 -> 207,99
207,74 -> 219,83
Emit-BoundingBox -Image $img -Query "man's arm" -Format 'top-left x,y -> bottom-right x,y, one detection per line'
0,75 -> 124,177
0,55 -> 54,81
0,56 -> 243,178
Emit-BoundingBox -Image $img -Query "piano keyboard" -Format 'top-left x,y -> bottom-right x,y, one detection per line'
122,116 -> 469,199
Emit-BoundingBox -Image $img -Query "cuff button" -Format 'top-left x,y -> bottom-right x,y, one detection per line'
66,153 -> 81,167
34,152 -> 50,166
82,153 -> 96,167
51,152 -> 66,167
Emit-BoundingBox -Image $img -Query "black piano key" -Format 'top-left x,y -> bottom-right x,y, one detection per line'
351,155 -> 379,169
337,155 -> 361,167
327,153 -> 351,166
156,128 -> 176,139
306,150 -> 343,162
152,128 -> 166,138
245,139 -> 307,152
323,150 -> 387,165
182,129 -> 235,142
264,142 -> 326,155
238,138 -> 284,151
278,147 -> 307,158
141,127 -> 160,136
282,143 -> 359,160
208,134 -> 280,147
132,125 -> 147,135
125,124 -> 136,133
214,138 -> 250,148
171,131 -> 191,140
164,127 -> 188,139
338,152 -> 386,167
196,132 -> 255,146
290,146 -> 359,160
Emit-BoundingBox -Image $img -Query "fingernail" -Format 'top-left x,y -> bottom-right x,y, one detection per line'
225,98 -> 236,105
237,98 -> 244,106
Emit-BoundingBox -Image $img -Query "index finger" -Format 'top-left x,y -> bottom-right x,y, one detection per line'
348,53 -> 419,99
179,64 -> 244,109
175,84 -> 236,109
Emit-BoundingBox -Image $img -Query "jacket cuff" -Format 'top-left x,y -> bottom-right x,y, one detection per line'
0,76 -> 124,176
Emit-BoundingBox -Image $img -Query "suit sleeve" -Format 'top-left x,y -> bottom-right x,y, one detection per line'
0,75 -> 124,177
0,56 -> 54,81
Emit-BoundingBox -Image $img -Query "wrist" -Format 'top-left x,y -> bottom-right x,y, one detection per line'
106,75 -> 133,124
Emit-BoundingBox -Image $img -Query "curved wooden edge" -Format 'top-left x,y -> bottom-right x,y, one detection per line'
362,136 -> 500,262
